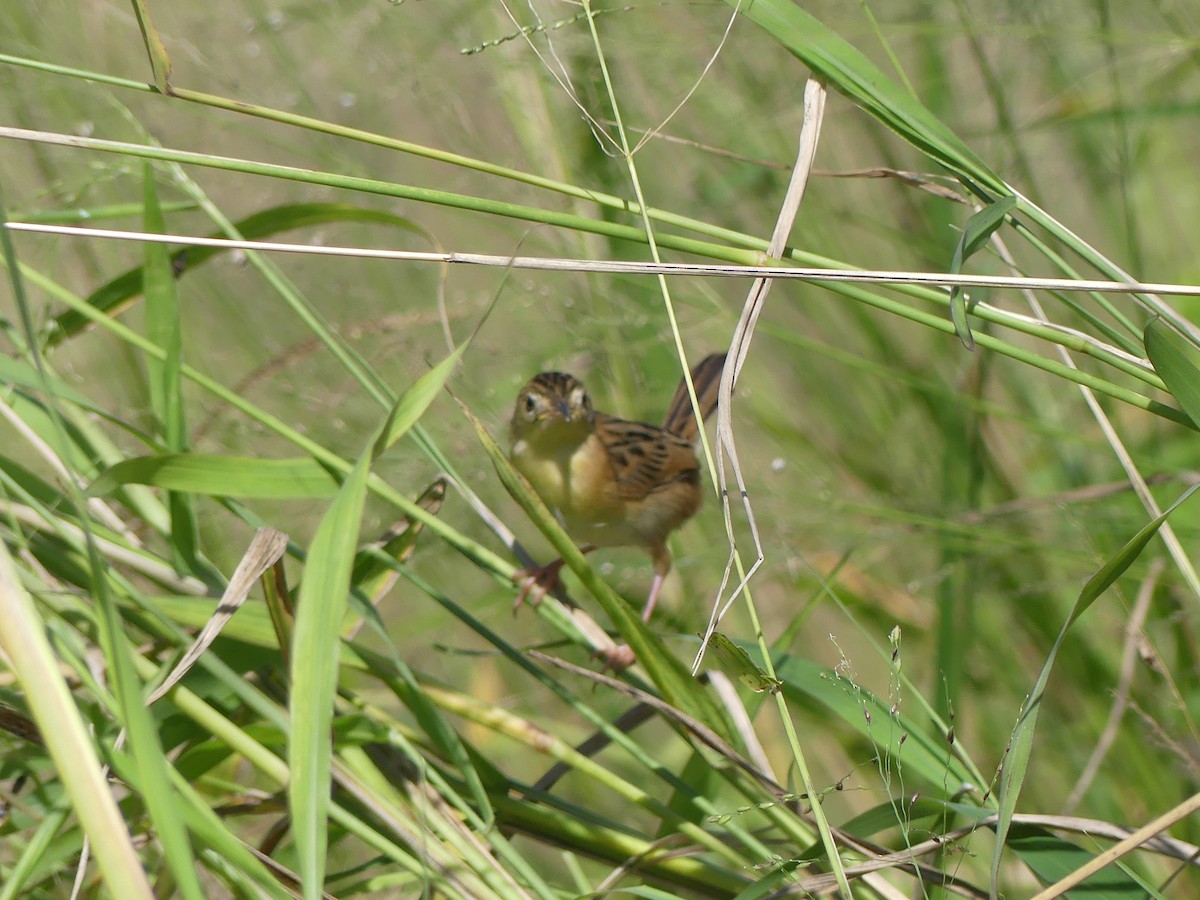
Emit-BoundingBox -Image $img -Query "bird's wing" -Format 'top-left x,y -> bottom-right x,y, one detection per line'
594,414 -> 700,501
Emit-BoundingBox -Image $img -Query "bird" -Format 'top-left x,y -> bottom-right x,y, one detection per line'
508,352 -> 726,632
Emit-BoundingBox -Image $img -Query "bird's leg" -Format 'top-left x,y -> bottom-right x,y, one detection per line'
512,544 -> 596,612
639,545 -> 673,622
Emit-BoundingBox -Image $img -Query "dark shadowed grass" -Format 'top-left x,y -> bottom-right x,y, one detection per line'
1,1 -> 1199,897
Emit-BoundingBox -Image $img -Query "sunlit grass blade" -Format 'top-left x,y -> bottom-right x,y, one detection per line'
374,347 -> 464,455
0,543 -> 153,900
288,445 -> 371,897
90,453 -> 341,498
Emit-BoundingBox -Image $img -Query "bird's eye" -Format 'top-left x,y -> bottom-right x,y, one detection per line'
524,394 -> 537,414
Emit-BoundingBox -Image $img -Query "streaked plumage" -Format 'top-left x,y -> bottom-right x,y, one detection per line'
509,353 -> 725,629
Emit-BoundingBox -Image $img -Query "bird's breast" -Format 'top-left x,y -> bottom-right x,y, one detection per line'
511,434 -> 635,547
510,436 -> 573,512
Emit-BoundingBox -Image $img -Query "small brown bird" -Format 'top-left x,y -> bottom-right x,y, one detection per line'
509,353 -> 726,624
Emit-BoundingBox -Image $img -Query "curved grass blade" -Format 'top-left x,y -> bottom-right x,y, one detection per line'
1145,317 -> 1200,430
90,453 -> 340,499
374,348 -> 463,456
949,196 -> 1017,349
990,480 -> 1200,896
147,529 -> 289,705
725,0 -> 1003,192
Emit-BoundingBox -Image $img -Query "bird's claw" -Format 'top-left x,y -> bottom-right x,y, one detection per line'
595,642 -> 637,671
512,558 -> 567,613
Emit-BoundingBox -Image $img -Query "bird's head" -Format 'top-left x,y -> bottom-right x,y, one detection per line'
511,371 -> 595,446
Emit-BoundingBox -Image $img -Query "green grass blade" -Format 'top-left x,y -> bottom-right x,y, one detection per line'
374,346 -> 464,455
957,197 -> 1018,262
90,453 -> 341,498
725,0 -> 1002,191
991,481 -> 1200,895
1145,317 -> 1200,430
1006,824 -> 1149,896
142,163 -> 185,448
0,127 -> 746,262
143,163 -> 199,572
288,349 -> 460,898
289,446 -> 372,898
949,196 -> 1017,349
128,0 -> 173,95
0,544 -> 154,899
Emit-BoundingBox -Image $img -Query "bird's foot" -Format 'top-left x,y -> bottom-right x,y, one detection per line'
512,558 -> 567,613
595,642 -> 637,671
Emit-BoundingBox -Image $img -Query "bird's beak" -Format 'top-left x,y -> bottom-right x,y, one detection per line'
557,400 -> 573,422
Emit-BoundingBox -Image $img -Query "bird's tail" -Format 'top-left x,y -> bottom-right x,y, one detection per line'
661,353 -> 727,442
